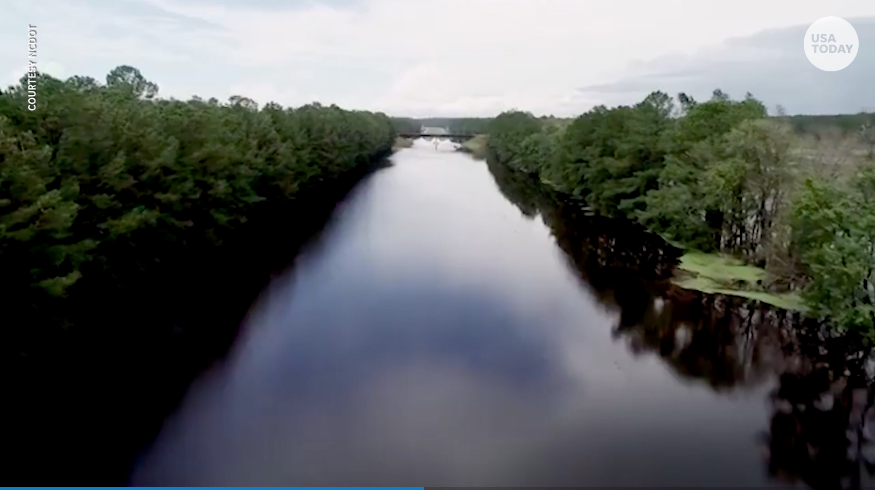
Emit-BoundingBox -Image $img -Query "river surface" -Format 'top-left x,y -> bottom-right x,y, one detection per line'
132,140 -> 849,487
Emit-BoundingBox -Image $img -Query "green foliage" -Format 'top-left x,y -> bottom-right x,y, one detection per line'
105,65 -> 159,99
488,90 -> 768,238
781,111 -> 874,137
0,66 -> 395,298
672,251 -> 803,311
791,171 -> 875,335
560,91 -> 675,215
391,117 -> 493,135
678,251 -> 766,285
486,111 -> 548,173
460,134 -> 488,159
486,88 -> 875,333
639,93 -> 770,252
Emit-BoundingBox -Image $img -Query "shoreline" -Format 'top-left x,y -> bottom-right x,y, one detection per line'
492,155 -> 806,312
5,155 -> 390,485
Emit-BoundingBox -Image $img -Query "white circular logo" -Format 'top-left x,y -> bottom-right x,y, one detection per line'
804,16 -> 859,71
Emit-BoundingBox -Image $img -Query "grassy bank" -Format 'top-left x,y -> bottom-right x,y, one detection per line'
673,251 -> 805,311
393,136 -> 413,150
458,134 -> 488,159
486,90 -> 875,330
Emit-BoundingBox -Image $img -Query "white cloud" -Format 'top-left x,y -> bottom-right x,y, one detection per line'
578,18 -> 875,114
2,0 -> 874,115
4,61 -> 66,88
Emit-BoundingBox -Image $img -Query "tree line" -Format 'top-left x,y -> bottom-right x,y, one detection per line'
486,90 -> 875,337
486,120 -> 873,490
391,116 -> 493,135
780,111 -> 875,138
391,112 -> 875,141
1,65 -> 394,303
0,65 -> 396,484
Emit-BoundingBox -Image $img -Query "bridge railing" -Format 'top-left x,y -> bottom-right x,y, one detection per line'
396,132 -> 478,138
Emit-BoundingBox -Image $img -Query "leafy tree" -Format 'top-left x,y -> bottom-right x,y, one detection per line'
483,89 -> 875,337
1,65 -> 399,484
1,64 -> 394,312
639,91 -> 768,250
791,165 -> 875,335
106,65 -> 159,99
486,111 -> 543,169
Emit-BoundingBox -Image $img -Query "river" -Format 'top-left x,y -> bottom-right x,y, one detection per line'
132,139 -> 871,488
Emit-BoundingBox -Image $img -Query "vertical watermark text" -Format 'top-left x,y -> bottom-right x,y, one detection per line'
27,24 -> 37,111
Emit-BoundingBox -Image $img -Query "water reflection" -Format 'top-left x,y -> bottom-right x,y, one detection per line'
489,156 -> 875,490
135,146 -> 875,488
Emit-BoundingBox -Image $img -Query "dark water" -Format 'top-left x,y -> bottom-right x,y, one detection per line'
133,140 -> 875,488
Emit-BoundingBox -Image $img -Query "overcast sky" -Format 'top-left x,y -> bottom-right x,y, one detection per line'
2,0 -> 873,116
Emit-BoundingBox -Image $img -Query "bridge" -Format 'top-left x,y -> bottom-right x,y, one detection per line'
397,132 -> 478,140
396,126 -> 480,147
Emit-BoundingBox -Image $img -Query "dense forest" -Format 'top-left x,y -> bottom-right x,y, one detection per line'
0,66 -> 396,484
2,66 -> 394,299
487,153 -> 875,489
4,63 -> 875,484
391,116 -> 493,135
780,111 -> 875,140
392,112 -> 875,141
486,90 -> 875,338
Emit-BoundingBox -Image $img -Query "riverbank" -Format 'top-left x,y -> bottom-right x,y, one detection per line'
530,164 -> 801,310
135,137 -> 825,488
673,251 -> 804,311
393,136 -> 413,150
1,66 -> 396,485
484,150 -> 875,489
457,134 -> 488,159
6,155 -> 390,486
486,94 -> 875,332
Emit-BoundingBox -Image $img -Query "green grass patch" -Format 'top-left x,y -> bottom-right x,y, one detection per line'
460,134 -> 488,159
673,251 -> 806,311
679,251 -> 765,284
393,136 -> 413,149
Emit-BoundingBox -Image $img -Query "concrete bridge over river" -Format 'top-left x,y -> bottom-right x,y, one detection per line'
397,125 -> 479,143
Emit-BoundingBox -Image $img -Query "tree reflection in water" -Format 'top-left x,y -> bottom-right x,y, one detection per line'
486,156 -> 875,490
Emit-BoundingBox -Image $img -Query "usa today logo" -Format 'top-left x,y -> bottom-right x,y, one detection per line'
804,16 -> 859,71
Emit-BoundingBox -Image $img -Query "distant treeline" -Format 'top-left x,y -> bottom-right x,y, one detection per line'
0,66 -> 395,484
392,112 -> 875,139
779,112 -> 875,137
391,117 -> 493,135
486,89 -> 875,336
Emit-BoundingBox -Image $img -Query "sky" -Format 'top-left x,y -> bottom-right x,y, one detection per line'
2,0 -> 874,117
